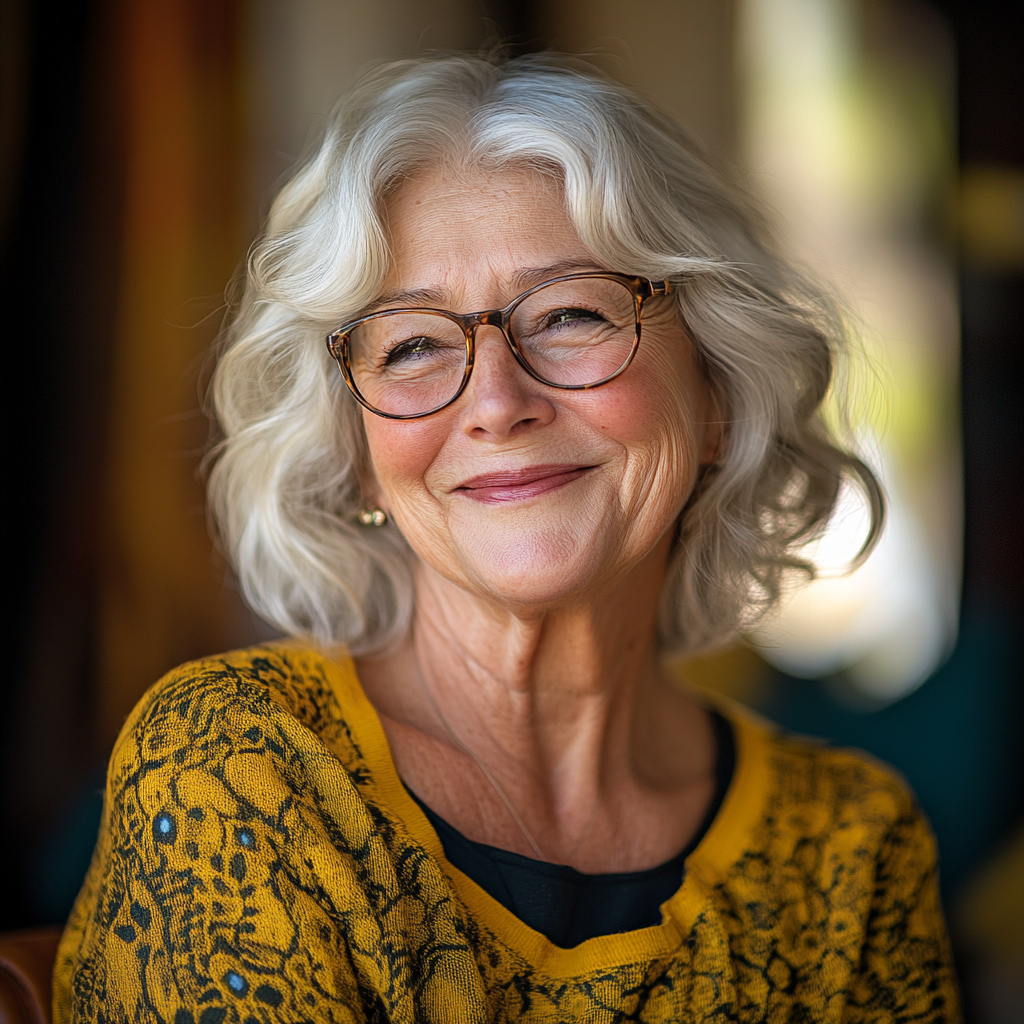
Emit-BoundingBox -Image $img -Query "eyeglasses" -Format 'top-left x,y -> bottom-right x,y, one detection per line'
326,271 -> 670,419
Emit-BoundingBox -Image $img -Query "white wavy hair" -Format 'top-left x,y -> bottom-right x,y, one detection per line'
209,52 -> 882,656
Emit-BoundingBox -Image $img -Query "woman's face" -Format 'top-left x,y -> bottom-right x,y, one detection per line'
361,165 -> 719,610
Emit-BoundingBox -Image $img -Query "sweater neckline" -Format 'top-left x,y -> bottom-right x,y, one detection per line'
316,646 -> 773,978
403,707 -> 733,883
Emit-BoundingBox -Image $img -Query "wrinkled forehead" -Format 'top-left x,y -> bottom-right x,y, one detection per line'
375,163 -> 598,310
379,150 -> 565,216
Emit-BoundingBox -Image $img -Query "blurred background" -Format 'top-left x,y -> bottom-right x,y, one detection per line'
1,0 -> 1021,1019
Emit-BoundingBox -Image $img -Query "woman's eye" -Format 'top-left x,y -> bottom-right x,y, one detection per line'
383,337 -> 434,365
545,306 -> 605,328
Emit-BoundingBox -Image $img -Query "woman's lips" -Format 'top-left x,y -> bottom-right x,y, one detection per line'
453,464 -> 595,503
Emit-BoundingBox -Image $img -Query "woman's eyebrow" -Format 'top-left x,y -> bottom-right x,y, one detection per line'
369,286 -> 447,310
510,260 -> 605,291
369,261 -> 605,312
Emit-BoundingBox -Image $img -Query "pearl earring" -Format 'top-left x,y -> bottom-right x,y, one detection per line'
356,506 -> 388,527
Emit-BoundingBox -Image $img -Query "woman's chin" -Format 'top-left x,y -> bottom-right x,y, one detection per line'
446,526 -> 615,610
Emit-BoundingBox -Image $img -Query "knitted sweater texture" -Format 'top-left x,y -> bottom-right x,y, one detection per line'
54,643 -> 960,1023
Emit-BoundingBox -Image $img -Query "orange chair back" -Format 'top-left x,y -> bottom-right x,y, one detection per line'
0,929 -> 62,1024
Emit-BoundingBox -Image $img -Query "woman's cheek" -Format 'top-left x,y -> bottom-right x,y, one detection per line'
587,360 -> 695,452
362,414 -> 446,502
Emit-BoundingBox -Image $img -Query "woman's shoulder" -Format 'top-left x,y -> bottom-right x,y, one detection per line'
686,708 -> 955,1023
112,642 -> 370,777
717,698 -> 926,845
768,719 -> 914,808
137,639 -> 345,700
56,646 -> 396,1023
694,702 -> 944,955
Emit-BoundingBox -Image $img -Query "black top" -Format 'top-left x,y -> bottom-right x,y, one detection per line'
406,709 -> 735,949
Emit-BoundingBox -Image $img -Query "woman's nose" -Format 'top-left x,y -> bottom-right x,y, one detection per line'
458,326 -> 555,440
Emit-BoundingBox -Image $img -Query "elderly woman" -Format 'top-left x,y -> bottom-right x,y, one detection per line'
55,54 -> 958,1022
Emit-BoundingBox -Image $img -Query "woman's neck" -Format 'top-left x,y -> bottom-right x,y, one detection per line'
355,545 -> 717,872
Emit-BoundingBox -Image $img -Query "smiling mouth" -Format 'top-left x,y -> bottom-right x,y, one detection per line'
453,464 -> 596,504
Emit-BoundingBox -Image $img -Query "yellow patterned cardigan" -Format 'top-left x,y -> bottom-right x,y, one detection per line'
53,644 -> 960,1023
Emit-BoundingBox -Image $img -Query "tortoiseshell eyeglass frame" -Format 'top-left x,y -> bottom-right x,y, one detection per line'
325,271 -> 672,420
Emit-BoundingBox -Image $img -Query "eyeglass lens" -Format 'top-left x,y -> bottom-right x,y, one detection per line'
346,276 -> 637,417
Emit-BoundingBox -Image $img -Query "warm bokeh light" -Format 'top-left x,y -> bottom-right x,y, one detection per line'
738,0 -> 961,702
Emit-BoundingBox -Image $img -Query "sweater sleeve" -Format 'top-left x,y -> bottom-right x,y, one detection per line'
53,665 -> 368,1024
843,799 -> 961,1023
